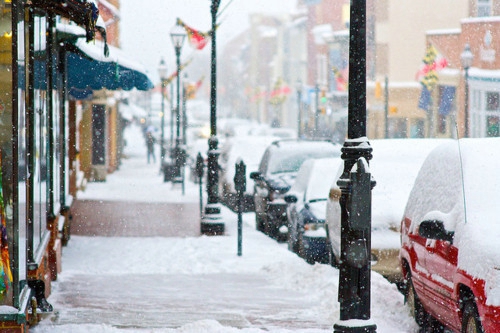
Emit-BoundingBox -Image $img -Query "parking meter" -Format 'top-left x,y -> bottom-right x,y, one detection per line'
345,157 -> 375,268
196,153 -> 204,218
349,157 -> 371,231
234,159 -> 246,256
234,159 -> 246,195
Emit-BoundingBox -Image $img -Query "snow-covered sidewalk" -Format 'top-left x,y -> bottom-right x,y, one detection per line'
31,123 -> 418,332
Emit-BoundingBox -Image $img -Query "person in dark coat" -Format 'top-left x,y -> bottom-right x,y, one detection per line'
146,131 -> 156,164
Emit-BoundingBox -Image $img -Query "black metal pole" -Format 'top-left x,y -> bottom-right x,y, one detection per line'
297,89 -> 302,137
170,82 -> 174,152
201,0 -> 225,235
334,0 -> 376,332
384,76 -> 389,139
464,67 -> 469,138
160,79 -> 166,163
174,46 -> 182,178
182,75 -> 187,145
315,83 -> 319,138
175,47 -> 181,150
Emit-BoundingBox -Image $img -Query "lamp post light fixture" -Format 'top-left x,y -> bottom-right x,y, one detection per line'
158,57 -> 168,164
461,43 -> 473,138
201,0 -> 225,235
296,79 -> 302,138
170,24 -> 187,179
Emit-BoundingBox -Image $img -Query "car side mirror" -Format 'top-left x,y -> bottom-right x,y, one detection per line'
418,220 -> 454,243
284,194 -> 298,204
250,171 -> 263,181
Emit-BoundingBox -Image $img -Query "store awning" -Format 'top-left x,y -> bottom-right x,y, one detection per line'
59,23 -> 153,94
20,24 -> 154,98
66,37 -> 153,93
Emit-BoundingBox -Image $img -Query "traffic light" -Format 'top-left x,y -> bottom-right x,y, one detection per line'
320,90 -> 327,114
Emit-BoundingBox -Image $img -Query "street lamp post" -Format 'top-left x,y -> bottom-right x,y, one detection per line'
158,58 -> 168,164
315,83 -> 319,138
182,73 -> 188,145
296,79 -> 302,138
461,43 -> 473,138
201,0 -> 225,235
170,24 -> 186,179
334,0 -> 377,332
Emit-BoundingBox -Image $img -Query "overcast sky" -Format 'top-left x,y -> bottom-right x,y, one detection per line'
120,0 -> 298,83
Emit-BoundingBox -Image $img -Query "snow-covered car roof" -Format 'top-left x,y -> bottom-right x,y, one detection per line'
290,157 -> 343,203
264,140 -> 341,175
369,138 -> 452,230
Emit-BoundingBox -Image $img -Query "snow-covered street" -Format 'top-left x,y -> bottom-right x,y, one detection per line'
30,123 -> 418,332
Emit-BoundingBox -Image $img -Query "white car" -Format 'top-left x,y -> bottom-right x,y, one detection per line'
326,138 -> 450,282
285,157 -> 343,263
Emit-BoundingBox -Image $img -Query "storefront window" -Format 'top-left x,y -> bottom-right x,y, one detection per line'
32,14 -> 47,257
0,2 -> 14,306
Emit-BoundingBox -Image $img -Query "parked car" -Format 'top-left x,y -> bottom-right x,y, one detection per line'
400,138 -> 500,332
218,135 -> 278,212
326,139 -> 448,282
284,157 -> 343,264
250,139 -> 341,241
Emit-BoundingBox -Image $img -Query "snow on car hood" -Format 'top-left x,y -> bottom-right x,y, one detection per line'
267,172 -> 297,190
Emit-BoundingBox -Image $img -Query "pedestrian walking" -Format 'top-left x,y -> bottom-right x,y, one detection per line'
146,131 -> 156,164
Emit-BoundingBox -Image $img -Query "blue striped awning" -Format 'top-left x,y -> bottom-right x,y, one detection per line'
66,38 -> 153,92
20,24 -> 153,99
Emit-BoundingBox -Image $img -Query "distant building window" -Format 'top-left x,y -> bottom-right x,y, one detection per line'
486,91 -> 499,111
316,54 -> 327,86
477,0 -> 491,16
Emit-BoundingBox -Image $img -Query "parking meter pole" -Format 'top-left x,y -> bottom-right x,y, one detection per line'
334,1 -> 377,332
234,160 -> 246,257
196,153 -> 204,218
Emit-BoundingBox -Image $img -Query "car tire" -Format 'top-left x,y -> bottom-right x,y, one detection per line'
288,228 -> 298,254
327,244 -> 338,267
405,276 -> 427,327
298,234 -> 314,264
462,301 -> 484,333
265,218 -> 278,239
256,215 -> 266,233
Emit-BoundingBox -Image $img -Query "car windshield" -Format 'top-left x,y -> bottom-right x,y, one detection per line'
268,149 -> 336,174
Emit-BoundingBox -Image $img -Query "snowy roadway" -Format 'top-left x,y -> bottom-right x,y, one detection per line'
31,123 -> 419,332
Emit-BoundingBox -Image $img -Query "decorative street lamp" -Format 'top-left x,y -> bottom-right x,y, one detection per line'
158,57 -> 167,164
201,0 -> 225,235
334,0 -> 377,332
170,24 -> 186,179
296,79 -> 302,138
461,43 -> 473,138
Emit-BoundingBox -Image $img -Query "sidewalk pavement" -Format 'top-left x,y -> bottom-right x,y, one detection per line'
29,124 -> 336,332
71,200 -> 201,237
